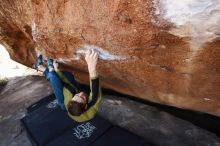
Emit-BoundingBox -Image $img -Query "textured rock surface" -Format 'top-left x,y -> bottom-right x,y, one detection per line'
0,0 -> 220,116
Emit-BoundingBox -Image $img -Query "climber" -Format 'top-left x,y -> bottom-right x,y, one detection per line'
36,49 -> 102,122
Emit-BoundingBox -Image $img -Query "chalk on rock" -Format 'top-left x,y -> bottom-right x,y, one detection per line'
76,44 -> 126,61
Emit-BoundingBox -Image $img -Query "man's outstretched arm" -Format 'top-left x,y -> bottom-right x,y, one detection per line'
85,49 -> 98,79
85,49 -> 101,108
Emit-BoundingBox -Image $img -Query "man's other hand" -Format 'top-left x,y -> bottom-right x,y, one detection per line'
53,60 -> 59,71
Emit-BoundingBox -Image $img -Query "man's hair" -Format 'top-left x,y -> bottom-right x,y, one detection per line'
67,100 -> 85,116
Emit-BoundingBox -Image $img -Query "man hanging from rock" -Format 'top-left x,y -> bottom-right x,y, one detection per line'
35,49 -> 102,122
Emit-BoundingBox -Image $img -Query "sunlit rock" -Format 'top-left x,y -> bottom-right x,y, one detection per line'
0,0 -> 219,116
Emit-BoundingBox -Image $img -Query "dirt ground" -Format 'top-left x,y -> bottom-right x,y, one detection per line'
0,75 -> 220,146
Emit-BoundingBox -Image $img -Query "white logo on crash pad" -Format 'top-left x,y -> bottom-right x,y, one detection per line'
73,122 -> 96,139
46,100 -> 58,109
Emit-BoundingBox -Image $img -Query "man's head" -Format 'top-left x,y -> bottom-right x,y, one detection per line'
67,92 -> 88,116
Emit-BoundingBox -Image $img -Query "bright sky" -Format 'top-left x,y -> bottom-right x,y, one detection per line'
0,44 -> 38,78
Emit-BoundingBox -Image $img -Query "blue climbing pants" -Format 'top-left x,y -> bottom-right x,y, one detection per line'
43,68 -> 79,110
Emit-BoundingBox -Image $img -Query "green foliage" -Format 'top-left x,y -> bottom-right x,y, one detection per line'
0,78 -> 8,86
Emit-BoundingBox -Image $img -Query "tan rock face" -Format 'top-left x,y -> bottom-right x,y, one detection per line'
0,0 -> 220,116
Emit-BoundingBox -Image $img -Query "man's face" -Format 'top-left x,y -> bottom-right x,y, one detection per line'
72,92 -> 87,105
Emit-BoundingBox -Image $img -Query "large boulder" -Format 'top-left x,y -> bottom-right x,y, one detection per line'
0,0 -> 219,116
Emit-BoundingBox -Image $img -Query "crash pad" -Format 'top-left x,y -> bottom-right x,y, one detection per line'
21,94 -> 150,146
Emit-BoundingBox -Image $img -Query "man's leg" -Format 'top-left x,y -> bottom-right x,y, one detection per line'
35,54 -> 65,110
44,67 -> 66,110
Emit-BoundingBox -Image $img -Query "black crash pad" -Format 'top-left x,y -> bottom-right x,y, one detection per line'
21,95 -> 151,146
21,99 -> 77,146
46,117 -> 112,146
21,96 -> 112,146
26,94 -> 55,113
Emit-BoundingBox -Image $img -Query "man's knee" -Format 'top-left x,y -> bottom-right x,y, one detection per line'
47,71 -> 59,80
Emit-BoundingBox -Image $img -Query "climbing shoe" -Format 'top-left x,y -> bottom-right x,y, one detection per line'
32,54 -> 43,70
47,58 -> 55,72
37,54 -> 43,66
46,58 -> 53,68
